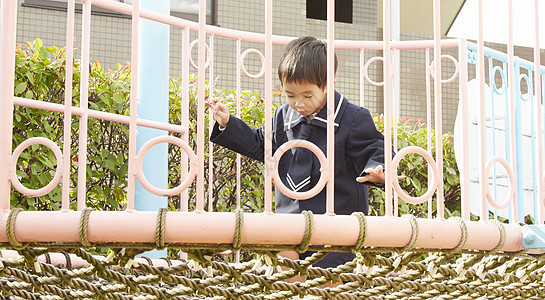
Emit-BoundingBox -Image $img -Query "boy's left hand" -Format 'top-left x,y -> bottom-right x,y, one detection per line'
356,165 -> 404,184
356,165 -> 386,184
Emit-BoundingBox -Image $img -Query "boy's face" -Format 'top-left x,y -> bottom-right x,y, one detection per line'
283,81 -> 328,117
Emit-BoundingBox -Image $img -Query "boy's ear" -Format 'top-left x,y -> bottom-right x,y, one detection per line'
324,79 -> 336,92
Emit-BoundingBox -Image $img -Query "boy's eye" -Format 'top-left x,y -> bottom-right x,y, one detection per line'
304,95 -> 313,99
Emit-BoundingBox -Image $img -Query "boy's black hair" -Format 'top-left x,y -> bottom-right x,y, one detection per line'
278,36 -> 338,89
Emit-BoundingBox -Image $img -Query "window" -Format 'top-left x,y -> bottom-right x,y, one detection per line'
306,0 -> 353,24
23,0 -> 216,24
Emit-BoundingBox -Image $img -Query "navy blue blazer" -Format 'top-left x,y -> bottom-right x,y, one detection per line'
210,91 -> 386,215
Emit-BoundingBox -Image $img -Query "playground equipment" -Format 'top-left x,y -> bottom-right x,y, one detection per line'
2,0 -> 545,299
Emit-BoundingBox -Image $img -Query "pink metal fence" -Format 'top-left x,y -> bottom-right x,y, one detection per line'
1,0 -> 544,253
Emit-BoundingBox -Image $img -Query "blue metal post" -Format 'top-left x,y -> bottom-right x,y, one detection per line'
136,0 -> 169,258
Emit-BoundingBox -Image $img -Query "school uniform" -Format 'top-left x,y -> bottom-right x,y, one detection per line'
210,91 -> 386,268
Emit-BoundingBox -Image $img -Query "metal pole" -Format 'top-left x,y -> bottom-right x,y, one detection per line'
0,0 -> 17,211
135,0 -> 169,212
135,0 -> 170,258
326,0 -> 335,215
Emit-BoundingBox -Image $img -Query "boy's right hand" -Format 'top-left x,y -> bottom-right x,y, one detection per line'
205,98 -> 230,128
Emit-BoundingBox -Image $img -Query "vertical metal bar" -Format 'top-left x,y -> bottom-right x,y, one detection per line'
532,0 -> 543,224
325,0 -> 335,215
542,69 -> 545,222
235,37 -> 241,264
383,0 -> 393,217
425,48 -> 433,218
359,49 -> 365,107
391,0 -> 400,122
514,58 -> 525,222
529,71 -> 537,219
488,56 -> 498,219
180,26 -> 190,212
477,0 -> 487,221
502,59 -> 514,222
392,52 -> 398,218
0,0 -> 17,211
458,39 -> 471,221
76,0 -> 92,211
135,0 -> 169,213
127,0 -> 141,211
264,0 -> 273,214
235,38 -> 242,210
433,0 -> 444,219
62,0 -> 76,211
195,0 -> 206,212
179,27 -> 190,260
208,34 -> 215,212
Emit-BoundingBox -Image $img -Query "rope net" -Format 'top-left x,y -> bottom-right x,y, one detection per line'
0,246 -> 544,299
0,209 -> 542,299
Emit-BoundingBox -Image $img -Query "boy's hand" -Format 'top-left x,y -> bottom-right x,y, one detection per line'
356,165 -> 404,184
205,98 -> 230,128
356,165 -> 386,184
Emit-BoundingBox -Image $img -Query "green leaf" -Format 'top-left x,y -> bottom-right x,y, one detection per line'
112,92 -> 124,104
99,94 -> 112,106
14,82 -> 27,95
16,170 -> 27,178
43,121 -> 52,134
104,159 -> 115,171
24,90 -> 34,99
15,57 -> 25,67
97,84 -> 108,95
25,71 -> 35,85
33,38 -> 43,51
38,45 -> 49,60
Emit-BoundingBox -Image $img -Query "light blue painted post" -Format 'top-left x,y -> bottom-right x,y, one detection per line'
136,0 -> 169,258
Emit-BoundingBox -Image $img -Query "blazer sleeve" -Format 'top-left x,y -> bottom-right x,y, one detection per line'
346,107 -> 388,179
210,115 -> 266,163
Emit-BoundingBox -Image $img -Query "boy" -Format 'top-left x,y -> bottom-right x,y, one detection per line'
206,36 -> 387,271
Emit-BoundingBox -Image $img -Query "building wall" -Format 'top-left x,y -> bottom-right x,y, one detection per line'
17,0 -> 541,133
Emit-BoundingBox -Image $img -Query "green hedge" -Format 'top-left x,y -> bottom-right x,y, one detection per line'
12,39 -> 272,212
13,39 -> 461,216
369,116 -> 461,218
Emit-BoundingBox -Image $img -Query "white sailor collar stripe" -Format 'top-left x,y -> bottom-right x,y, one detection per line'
285,108 -> 305,131
286,173 -> 311,192
313,93 -> 344,127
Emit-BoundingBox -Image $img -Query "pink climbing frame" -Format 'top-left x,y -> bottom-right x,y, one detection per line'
0,0 -> 542,254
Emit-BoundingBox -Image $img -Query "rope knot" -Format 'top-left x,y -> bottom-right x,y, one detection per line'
296,210 -> 313,253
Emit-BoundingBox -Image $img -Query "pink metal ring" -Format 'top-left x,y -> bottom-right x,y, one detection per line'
239,48 -> 265,79
10,137 -> 63,197
189,39 -> 211,70
363,57 -> 385,87
136,136 -> 197,197
272,140 -> 328,200
430,55 -> 459,84
391,146 -> 439,204
484,156 -> 514,210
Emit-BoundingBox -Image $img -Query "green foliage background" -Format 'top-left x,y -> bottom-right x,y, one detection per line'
12,39 -> 461,217
368,116 -> 461,218
12,39 -> 273,212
